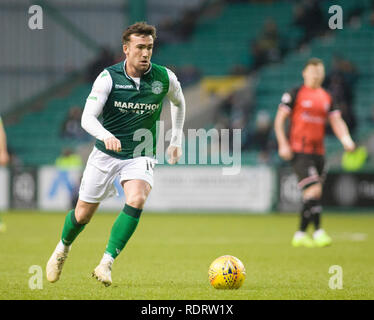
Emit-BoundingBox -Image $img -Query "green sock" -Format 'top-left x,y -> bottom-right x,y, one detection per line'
61,210 -> 86,246
105,204 -> 142,259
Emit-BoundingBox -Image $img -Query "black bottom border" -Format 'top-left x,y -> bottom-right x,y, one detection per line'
0,299 -> 368,318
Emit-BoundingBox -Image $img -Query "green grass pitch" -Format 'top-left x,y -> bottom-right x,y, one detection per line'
0,211 -> 373,300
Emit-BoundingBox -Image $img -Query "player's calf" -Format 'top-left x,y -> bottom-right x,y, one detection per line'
92,203 -> 143,286
46,208 -> 89,283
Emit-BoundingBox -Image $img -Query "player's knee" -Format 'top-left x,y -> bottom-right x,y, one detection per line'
303,183 -> 322,200
74,208 -> 91,224
74,201 -> 97,224
75,213 -> 91,225
126,193 -> 147,209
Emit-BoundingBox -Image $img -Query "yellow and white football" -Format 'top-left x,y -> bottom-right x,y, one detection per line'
208,255 -> 246,289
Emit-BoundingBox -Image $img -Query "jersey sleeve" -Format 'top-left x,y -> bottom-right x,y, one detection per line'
166,68 -> 185,147
278,87 -> 298,114
328,95 -> 341,118
81,70 -> 114,141
166,68 -> 185,107
86,70 -> 113,105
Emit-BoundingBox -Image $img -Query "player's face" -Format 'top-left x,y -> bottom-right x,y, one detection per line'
123,34 -> 154,74
302,64 -> 325,88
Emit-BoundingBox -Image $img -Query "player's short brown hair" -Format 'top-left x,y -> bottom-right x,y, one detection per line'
122,22 -> 157,44
304,58 -> 324,69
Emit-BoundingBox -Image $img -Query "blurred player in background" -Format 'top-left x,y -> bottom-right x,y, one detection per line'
46,22 -> 186,286
0,116 -> 10,232
274,58 -> 355,248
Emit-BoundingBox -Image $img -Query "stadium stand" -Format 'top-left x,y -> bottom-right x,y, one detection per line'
154,1 -> 299,75
254,1 -> 374,165
4,0 -> 374,168
6,83 -> 92,166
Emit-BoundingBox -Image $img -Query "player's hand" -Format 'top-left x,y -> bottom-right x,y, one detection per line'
278,143 -> 293,161
167,145 -> 182,165
104,136 -> 121,152
343,141 -> 356,152
342,136 -> 356,152
0,151 -> 9,166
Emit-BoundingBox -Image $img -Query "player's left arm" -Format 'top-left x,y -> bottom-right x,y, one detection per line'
166,68 -> 186,165
328,109 -> 356,152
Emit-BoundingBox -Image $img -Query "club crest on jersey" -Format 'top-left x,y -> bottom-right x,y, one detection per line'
151,81 -> 163,94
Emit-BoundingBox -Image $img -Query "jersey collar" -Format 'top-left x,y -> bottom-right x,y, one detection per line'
123,60 -> 152,80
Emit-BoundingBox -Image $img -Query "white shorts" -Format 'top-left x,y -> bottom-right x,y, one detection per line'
79,147 -> 156,203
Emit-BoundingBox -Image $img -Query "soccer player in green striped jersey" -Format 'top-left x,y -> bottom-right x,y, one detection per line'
46,22 -> 186,286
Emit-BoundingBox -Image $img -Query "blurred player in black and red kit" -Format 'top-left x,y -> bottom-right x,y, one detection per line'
274,58 -> 356,248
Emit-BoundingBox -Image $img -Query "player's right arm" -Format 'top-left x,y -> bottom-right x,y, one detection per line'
274,91 -> 295,161
0,117 -> 10,166
81,70 -> 121,152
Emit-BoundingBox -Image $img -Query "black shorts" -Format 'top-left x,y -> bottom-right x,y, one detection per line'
291,153 -> 326,190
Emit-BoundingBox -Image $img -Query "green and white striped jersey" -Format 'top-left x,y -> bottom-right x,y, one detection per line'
82,60 -> 185,160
